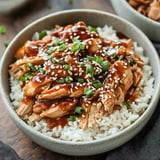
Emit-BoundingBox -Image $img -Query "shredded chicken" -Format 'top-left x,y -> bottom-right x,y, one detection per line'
9,21 -> 144,130
128,0 -> 160,22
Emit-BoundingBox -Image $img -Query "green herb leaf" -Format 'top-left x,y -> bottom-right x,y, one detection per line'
20,73 -> 33,81
123,101 -> 132,109
0,25 -> 6,34
102,61 -> 109,71
77,78 -> 84,83
71,38 -> 85,52
75,106 -> 84,114
65,76 -> 73,83
26,62 -> 37,72
87,26 -> 97,33
39,31 -> 47,40
64,64 -> 71,70
69,115 -> 76,121
86,65 -> 94,77
84,88 -> 94,97
92,80 -> 103,89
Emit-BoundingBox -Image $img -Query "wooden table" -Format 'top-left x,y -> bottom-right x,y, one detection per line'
0,1 -> 159,160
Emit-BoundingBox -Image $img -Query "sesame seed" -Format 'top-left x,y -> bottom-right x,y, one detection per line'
123,73 -> 127,77
55,86 -> 60,90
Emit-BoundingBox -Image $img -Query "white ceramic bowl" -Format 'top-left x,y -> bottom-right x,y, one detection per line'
0,9 -> 160,156
110,0 -> 160,42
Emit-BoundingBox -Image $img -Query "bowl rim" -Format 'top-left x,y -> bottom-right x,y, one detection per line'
121,0 -> 160,26
0,9 -> 160,146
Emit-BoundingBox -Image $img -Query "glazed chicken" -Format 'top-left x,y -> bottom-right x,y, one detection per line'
128,0 -> 160,22
9,21 -> 144,130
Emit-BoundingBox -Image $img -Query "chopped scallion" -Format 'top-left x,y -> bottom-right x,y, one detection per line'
0,25 -> 6,34
64,64 -> 71,70
26,62 -> 37,72
92,80 -> 103,89
84,88 -> 94,97
86,65 -> 94,77
95,56 -> 103,64
39,31 -> 47,40
87,26 -> 97,33
20,73 -> 33,81
102,61 -> 109,71
58,79 -> 65,84
39,68 -> 46,74
128,59 -> 134,66
69,115 -> 76,121
75,106 -> 84,114
65,76 -> 73,83
4,41 -> 9,47
59,44 -> 66,51
47,48 -> 54,55
110,52 -> 117,59
77,78 -> 84,83
123,101 -> 132,109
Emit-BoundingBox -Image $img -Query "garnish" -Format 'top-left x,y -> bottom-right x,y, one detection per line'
128,59 -> 134,66
92,80 -> 103,89
0,25 -> 6,34
20,73 -> 33,81
4,41 -> 9,47
47,48 -> 54,55
77,78 -> 84,83
71,38 -> 85,52
110,52 -> 117,59
39,31 -> 47,40
80,63 -> 85,67
87,26 -> 97,33
39,68 -> 46,74
58,79 -> 65,84
75,106 -> 84,114
67,0 -> 74,4
59,44 -> 66,51
64,64 -> 71,70
65,76 -> 73,83
87,56 -> 103,64
86,65 -> 94,77
123,101 -> 132,109
84,88 -> 94,97
102,60 -> 109,71
69,115 -> 76,121
26,62 -> 37,72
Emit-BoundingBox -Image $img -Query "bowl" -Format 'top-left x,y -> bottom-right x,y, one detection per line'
0,9 -> 160,156
110,0 -> 160,42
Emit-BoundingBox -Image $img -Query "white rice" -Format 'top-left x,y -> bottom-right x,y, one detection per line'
9,25 -> 154,142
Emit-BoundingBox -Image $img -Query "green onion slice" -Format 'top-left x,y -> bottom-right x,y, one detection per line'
77,78 -> 84,83
69,115 -> 76,121
102,61 -> 109,71
123,101 -> 132,109
86,65 -> 94,77
58,79 -> 65,84
87,26 -> 97,32
75,106 -> 84,114
26,62 -> 37,72
47,48 -> 54,55
95,56 -> 103,64
20,73 -> 33,81
65,76 -> 73,83
39,68 -> 46,74
39,31 -> 47,40
64,64 -> 71,70
59,44 -> 66,51
0,25 -> 6,34
84,88 -> 94,97
92,80 -> 103,89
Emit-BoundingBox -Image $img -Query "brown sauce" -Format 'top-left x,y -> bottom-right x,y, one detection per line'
46,116 -> 69,129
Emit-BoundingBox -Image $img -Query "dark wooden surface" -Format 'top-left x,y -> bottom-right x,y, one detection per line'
0,1 -> 159,160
